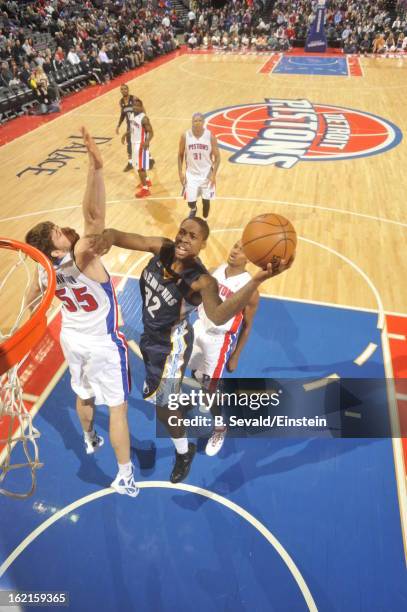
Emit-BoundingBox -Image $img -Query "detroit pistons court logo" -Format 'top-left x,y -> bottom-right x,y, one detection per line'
204,99 -> 402,169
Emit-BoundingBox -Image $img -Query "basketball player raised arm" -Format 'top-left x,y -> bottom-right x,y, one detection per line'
73,127 -> 108,277
93,229 -> 293,326
25,126 -> 106,308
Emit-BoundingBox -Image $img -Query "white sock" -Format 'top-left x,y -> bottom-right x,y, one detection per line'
118,461 -> 133,478
171,437 -> 189,454
84,429 -> 97,442
128,159 -> 132,164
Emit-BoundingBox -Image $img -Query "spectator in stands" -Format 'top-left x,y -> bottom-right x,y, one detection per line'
19,60 -> 32,87
188,32 -> 198,49
188,8 -> 196,30
54,46 -> 65,63
98,44 -> 114,81
231,33 -> 240,50
385,32 -> 396,51
4,0 -> 405,126
359,33 -> 371,54
344,35 -> 358,54
141,33 -> 154,61
110,42 -> 128,74
131,37 -> 145,66
211,30 -> 221,48
11,39 -> 25,64
32,76 -> 60,115
162,28 -> 176,53
121,39 -> 138,69
67,47 -> 81,66
396,32 -> 405,49
221,31 -> 230,50
257,18 -> 269,33
22,38 -> 35,59
0,61 -> 13,88
372,32 -> 386,53
8,59 -> 22,89
88,49 -> 104,83
34,51 -> 46,68
162,12 -> 171,28
241,32 -> 250,50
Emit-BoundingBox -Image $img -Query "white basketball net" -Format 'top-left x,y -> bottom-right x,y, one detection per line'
0,248 -> 47,498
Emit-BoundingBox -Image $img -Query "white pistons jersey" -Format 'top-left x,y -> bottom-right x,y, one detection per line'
185,128 -> 212,178
129,111 -> 146,145
51,252 -> 120,336
198,264 -> 251,334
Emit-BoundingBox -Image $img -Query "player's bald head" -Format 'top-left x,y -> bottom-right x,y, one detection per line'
191,113 -> 205,134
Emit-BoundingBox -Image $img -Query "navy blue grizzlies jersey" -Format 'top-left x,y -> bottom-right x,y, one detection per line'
139,241 -> 208,336
119,94 -> 137,126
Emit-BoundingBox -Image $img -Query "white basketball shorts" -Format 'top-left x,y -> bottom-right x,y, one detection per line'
189,319 -> 237,386
185,174 -> 215,202
131,142 -> 150,171
60,328 -> 130,407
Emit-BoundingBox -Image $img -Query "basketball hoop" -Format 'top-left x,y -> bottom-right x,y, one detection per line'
0,238 -> 56,498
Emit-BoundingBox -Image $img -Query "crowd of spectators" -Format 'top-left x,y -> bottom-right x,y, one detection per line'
184,0 -> 407,54
1,0 -> 407,118
0,0 -> 179,115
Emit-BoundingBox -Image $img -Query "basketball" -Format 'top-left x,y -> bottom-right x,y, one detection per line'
241,214 -> 297,268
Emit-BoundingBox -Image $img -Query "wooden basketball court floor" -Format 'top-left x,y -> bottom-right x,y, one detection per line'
1,49 -> 407,611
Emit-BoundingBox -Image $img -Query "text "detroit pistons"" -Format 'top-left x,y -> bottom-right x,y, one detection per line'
231,99 -> 349,169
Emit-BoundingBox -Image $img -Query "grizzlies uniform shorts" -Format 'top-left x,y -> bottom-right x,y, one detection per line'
140,320 -> 193,407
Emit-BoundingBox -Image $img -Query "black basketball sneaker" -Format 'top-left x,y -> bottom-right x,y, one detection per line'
170,443 -> 196,483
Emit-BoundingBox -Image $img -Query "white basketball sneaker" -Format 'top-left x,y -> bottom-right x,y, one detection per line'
205,428 -> 227,456
85,433 -> 104,455
111,467 -> 140,498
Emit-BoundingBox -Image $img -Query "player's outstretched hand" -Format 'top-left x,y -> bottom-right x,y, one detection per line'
81,126 -> 103,170
86,230 -> 114,257
253,254 -> 295,283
